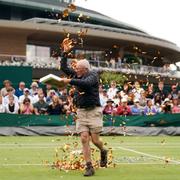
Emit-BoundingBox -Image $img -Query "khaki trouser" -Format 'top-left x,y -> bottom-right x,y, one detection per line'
76,107 -> 103,134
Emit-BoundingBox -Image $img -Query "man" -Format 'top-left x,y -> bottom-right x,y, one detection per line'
15,81 -> 26,98
60,38 -> 108,176
19,88 -> 33,104
34,94 -> 48,115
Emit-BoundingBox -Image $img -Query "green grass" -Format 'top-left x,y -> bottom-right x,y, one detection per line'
0,136 -> 180,180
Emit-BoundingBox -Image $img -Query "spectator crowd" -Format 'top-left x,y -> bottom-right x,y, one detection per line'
0,79 -> 180,116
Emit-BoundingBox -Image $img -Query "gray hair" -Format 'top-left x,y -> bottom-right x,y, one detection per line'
77,59 -> 90,70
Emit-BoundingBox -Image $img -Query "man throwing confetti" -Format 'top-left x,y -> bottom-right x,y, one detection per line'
60,38 -> 108,176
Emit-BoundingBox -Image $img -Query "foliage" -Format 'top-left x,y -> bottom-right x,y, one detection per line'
100,71 -> 128,86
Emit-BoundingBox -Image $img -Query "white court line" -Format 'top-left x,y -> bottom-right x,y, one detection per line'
0,145 -> 180,166
115,146 -> 180,164
0,163 -> 170,166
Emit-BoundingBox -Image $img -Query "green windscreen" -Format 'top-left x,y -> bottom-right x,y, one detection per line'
0,66 -> 32,88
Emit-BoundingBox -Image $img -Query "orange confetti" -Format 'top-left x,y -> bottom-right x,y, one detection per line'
68,3 -> 77,12
63,9 -> 69,18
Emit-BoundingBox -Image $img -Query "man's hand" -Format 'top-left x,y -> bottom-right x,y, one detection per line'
61,78 -> 72,84
61,38 -> 74,52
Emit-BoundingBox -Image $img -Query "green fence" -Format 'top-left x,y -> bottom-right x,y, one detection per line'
0,66 -> 32,88
0,113 -> 180,127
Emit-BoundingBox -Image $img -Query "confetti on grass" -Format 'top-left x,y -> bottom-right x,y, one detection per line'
49,141 -> 115,171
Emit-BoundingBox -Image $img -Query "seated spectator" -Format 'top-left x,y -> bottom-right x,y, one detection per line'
146,83 -> 154,99
44,84 -> 53,97
15,81 -> 26,98
139,90 -> 147,107
171,85 -> 178,99
32,88 -> 46,104
103,99 -> 115,115
132,81 -> 144,100
153,93 -> 162,106
112,94 -> 120,107
0,95 -> 5,113
107,81 -> 118,99
59,88 -> 68,103
162,98 -> 172,114
19,88 -> 34,104
46,89 -> 56,104
34,94 -> 48,115
155,81 -> 168,101
3,87 -> 19,106
171,97 -> 180,114
115,98 -> 131,116
29,82 -> 39,97
153,93 -> 162,113
127,90 -> 134,105
0,80 -> 15,97
131,99 -> 143,115
5,96 -> 19,114
144,99 -> 157,115
167,92 -> 173,101
119,83 -> 129,99
99,89 -> 108,107
20,98 -> 34,114
47,96 -> 64,115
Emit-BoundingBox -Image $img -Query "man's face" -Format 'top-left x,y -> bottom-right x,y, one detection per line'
24,91 -> 29,96
19,83 -> 25,90
32,85 -> 37,90
75,65 -> 87,77
39,94 -> 44,101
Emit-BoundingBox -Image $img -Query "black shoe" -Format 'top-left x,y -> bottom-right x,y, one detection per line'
84,162 -> 95,177
100,149 -> 108,167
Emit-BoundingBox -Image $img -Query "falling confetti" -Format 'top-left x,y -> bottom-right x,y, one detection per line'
62,9 -> 69,18
68,3 -> 77,12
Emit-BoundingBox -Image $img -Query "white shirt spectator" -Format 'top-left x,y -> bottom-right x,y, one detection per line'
132,88 -> 144,100
107,88 -> 118,99
5,103 -> 19,114
99,93 -> 108,107
32,94 -> 46,104
19,95 -> 34,104
29,82 -> 39,97
0,96 -> 5,113
3,95 -> 19,106
0,104 -> 5,113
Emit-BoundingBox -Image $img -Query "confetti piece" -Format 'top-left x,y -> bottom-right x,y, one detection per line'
68,3 -> 77,12
62,9 -> 69,18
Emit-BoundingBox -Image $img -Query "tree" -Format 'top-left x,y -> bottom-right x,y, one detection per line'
100,71 -> 127,86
